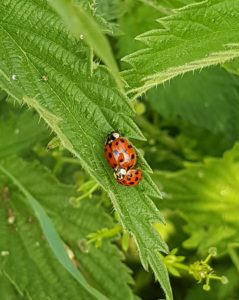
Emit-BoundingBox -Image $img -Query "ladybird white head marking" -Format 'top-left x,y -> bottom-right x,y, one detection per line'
112,132 -> 120,139
105,131 -> 120,145
114,167 -> 127,180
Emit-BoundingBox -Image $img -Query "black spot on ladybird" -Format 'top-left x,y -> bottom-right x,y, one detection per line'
119,158 -> 124,162
113,163 -> 117,167
135,177 -> 139,181
108,152 -> 112,158
131,154 -> 135,159
129,182 -> 134,185
128,145 -> 133,149
120,139 -> 125,143
116,142 -> 119,146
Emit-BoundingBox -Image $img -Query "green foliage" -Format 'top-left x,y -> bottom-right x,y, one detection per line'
0,89 -> 7,102
0,105 -> 47,159
48,0 -> 123,90
162,247 -> 228,291
89,0 -> 126,21
224,57 -> 239,75
0,158 -> 110,300
137,0 -> 203,14
0,275 -> 22,300
0,2 -> 172,299
147,67 -> 239,138
0,156 -> 135,300
153,143 -> 239,254
116,1 -> 161,59
185,267 -> 239,300
123,0 -> 239,96
0,190 -> 94,300
1,0 -> 239,299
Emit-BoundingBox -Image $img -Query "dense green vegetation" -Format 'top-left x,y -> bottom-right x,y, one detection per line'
0,1 -> 239,299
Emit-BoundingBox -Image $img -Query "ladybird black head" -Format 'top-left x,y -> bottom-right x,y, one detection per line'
105,131 -> 120,145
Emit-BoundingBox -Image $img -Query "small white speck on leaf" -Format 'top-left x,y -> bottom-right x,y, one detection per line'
198,171 -> 204,178
1,250 -> 10,256
41,75 -> 48,82
14,128 -> 20,135
8,215 -> 16,224
220,189 -> 228,196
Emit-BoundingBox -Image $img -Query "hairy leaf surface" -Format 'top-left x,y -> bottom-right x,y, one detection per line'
0,160 -> 109,300
48,0 -> 123,90
0,1 -> 172,298
0,156 -> 135,300
123,0 -> 239,96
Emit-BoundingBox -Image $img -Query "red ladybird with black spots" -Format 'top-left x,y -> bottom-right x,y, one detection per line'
105,132 -> 137,170
114,167 -> 143,186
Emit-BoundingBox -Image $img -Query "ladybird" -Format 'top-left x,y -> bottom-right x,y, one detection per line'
114,167 -> 143,186
105,132 -> 137,170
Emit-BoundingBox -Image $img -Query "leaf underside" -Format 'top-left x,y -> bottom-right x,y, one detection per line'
0,1 -> 172,299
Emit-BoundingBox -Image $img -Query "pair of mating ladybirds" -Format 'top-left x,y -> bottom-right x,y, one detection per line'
105,132 -> 143,186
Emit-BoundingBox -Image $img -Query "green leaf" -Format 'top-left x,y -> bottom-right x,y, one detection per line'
139,0 -> 203,12
0,104 -> 47,159
0,1 -> 172,298
0,156 -> 135,300
48,0 -> 123,91
0,274 -> 24,300
74,0 -> 123,37
117,1 -> 161,59
91,0 -> 126,21
123,0 -> 239,96
153,143 -> 239,254
137,0 -> 196,14
147,67 -> 239,137
0,89 -> 7,102
224,57 -> 239,76
0,159 -> 109,300
0,192 -> 96,300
